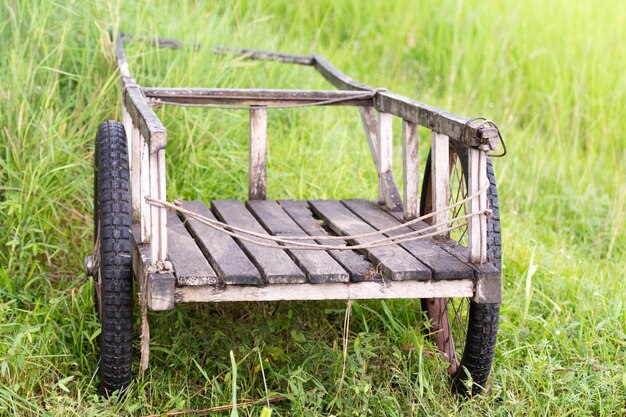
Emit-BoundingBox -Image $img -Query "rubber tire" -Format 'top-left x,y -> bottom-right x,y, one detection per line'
420,144 -> 501,397
94,121 -> 133,395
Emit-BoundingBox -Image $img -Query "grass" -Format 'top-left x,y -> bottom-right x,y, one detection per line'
1,0 -> 625,415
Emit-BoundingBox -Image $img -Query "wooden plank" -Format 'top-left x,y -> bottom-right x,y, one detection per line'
180,201 -> 262,285
140,88 -> 373,107
375,92 -> 499,147
378,111 -> 393,207
309,50 -> 498,147
176,279 -> 474,303
468,148 -> 488,263
279,200 -> 380,282
130,125 -> 141,223
139,136 -> 151,243
124,87 -> 167,153
342,200 -> 473,280
149,150 -> 167,263
312,54 -> 374,91
246,200 -> 349,283
358,106 -> 380,168
308,200 -> 430,280
249,108 -> 267,200
380,171 -> 402,212
166,211 -> 219,286
211,200 -> 306,284
431,131 -> 450,235
213,46 -> 314,65
402,120 -> 420,220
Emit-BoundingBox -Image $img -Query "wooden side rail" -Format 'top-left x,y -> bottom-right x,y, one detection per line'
140,88 -> 374,107
116,33 -> 168,266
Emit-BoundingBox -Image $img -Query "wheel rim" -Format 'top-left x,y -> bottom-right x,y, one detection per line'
421,145 -> 471,376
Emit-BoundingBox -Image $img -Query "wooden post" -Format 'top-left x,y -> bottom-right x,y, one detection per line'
402,120 -> 420,220
149,149 -> 167,264
249,107 -> 268,200
377,111 -> 403,211
358,107 -> 380,169
468,148 -> 488,263
131,125 -> 142,223
140,136 -> 151,243
122,104 -> 133,165
431,131 -> 450,235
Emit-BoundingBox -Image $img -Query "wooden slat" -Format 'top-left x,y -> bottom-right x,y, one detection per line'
176,279 -> 474,303
213,46 -> 314,65
180,201 -> 262,285
130,125 -> 141,223
246,200 -> 349,283
378,111 -> 393,208
468,148 -> 488,263
167,211 -> 219,286
431,131 -> 450,235
141,88 -> 374,107
343,200 -> 473,280
149,150 -> 167,263
308,200 -> 430,280
249,107 -> 267,200
279,200 -> 380,282
211,200 -> 306,284
402,120 -> 420,220
139,136 -> 151,243
379,171 -> 402,212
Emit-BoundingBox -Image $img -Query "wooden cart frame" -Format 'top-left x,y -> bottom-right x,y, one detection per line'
89,32 -> 504,395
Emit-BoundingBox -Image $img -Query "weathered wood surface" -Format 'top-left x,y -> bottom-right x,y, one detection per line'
358,106 -> 381,168
166,211 -> 219,286
467,149 -> 488,263
375,92 -> 499,147
131,225 -> 175,311
309,200 -> 430,280
212,200 -> 306,284
377,112 -> 402,211
279,200 -> 380,282
309,51 -> 498,147
176,279 -> 474,303
180,201 -> 262,285
140,88 -> 374,107
149,150 -> 167,263
246,200 -> 349,283
139,137 -> 151,243
402,120 -> 420,220
124,87 -> 168,153
387,210 -> 501,303
249,107 -> 267,200
431,132 -> 450,235
213,46 -> 314,65
130,125 -> 142,223
343,200 -> 474,280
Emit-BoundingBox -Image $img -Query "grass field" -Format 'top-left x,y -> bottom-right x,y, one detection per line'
1,0 -> 625,415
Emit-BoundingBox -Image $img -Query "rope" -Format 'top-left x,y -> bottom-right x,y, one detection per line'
144,182 -> 490,251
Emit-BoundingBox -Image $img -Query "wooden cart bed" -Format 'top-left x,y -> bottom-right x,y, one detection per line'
132,198 -> 498,310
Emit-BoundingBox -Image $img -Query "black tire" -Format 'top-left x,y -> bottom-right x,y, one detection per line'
420,143 -> 501,396
94,121 -> 133,395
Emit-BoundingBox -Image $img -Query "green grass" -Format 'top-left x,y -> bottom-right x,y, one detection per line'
1,0 -> 625,415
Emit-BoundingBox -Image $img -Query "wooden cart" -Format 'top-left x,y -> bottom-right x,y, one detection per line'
86,33 -> 504,396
